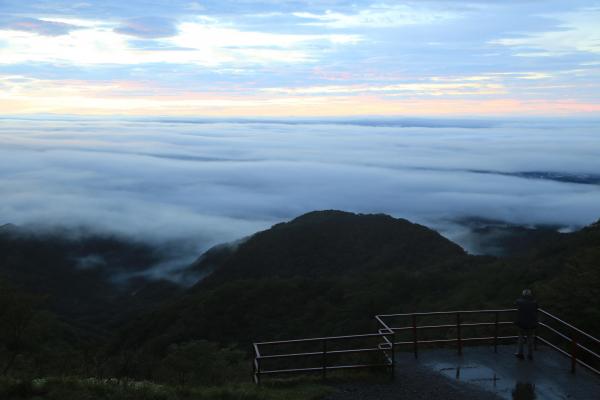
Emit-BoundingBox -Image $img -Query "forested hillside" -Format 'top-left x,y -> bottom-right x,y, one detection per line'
1,211 -> 599,399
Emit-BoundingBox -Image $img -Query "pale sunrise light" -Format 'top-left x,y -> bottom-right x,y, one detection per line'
0,1 -> 598,116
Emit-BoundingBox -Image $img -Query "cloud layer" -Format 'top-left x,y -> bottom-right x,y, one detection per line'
1,117 -> 599,257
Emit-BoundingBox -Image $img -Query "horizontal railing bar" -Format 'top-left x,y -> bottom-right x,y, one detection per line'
539,322 -> 572,343
391,321 -> 513,332
537,337 -> 600,376
537,337 -> 571,358
539,324 -> 600,361
258,351 -> 321,360
258,347 -> 386,360
577,342 -> 600,361
395,338 -> 456,345
260,363 -> 391,375
539,309 -> 600,346
462,335 -> 519,342
328,348 -> 385,356
576,358 -> 600,376
394,335 -> 518,346
260,367 -> 323,374
255,332 -> 391,346
377,309 -> 515,318
327,363 -> 392,370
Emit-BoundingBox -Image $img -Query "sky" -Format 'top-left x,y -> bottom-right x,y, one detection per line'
1,0 -> 600,116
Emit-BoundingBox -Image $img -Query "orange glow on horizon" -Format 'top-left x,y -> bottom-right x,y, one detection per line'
2,94 -> 600,117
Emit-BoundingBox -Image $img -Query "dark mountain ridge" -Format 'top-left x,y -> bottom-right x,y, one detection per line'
114,212 -> 600,354
197,210 -> 466,289
0,226 -> 182,332
2,211 -> 599,357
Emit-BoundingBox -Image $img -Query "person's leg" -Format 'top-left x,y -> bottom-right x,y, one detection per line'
526,329 -> 534,359
516,329 -> 525,357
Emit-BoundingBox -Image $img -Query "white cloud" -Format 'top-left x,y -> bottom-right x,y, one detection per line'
293,4 -> 460,29
261,81 -> 506,96
0,17 -> 361,67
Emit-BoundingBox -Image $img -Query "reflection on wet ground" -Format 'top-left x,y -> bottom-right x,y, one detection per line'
512,382 -> 536,400
396,345 -> 600,400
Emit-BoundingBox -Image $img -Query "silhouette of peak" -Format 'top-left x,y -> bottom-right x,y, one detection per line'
0,223 -> 19,234
196,210 -> 465,288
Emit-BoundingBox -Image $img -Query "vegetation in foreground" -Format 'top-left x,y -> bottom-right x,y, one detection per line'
0,377 -> 331,400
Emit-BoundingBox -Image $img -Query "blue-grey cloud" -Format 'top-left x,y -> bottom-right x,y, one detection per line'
1,0 -> 599,109
1,17 -> 81,36
114,17 -> 178,38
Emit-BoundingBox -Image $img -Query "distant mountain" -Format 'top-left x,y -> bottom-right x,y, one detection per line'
453,217 -> 564,257
197,210 -> 466,288
0,225 -> 182,332
116,211 -> 600,353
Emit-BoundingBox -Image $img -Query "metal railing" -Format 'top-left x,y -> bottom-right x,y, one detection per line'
536,309 -> 600,375
253,331 -> 394,384
253,307 -> 600,383
376,308 -> 518,358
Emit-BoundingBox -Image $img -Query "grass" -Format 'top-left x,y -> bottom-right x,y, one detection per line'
0,377 -> 332,400
0,378 -> 331,400
0,366 -> 393,399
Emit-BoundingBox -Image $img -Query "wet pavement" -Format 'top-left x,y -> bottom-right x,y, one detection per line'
396,345 -> 600,400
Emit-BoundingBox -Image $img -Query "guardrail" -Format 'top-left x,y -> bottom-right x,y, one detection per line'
253,331 -> 394,384
376,308 -> 518,358
536,309 -> 600,375
253,307 -> 600,383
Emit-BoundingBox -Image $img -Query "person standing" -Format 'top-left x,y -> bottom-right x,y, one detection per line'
515,289 -> 538,360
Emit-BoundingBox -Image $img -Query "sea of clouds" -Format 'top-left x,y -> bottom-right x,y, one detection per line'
1,116 -> 600,263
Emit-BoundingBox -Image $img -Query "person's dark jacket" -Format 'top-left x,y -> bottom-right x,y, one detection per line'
515,296 -> 538,329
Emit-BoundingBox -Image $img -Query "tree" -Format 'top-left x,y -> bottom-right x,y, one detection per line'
0,280 -> 37,376
159,340 -> 245,387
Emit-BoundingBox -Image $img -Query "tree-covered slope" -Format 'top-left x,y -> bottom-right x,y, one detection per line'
117,212 -> 600,355
197,210 -> 466,287
0,227 -> 182,332
2,211 -> 599,384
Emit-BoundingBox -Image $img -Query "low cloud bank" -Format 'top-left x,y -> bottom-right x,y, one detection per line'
1,117 -> 599,267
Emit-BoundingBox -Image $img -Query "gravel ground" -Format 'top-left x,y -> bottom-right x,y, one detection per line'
324,364 -> 503,400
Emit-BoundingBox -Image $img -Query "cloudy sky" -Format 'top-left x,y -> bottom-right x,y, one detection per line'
1,0 -> 600,116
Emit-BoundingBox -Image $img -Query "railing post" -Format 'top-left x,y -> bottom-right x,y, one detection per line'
571,333 -> 577,374
322,339 -> 327,380
253,344 -> 261,385
494,311 -> 499,353
412,314 -> 418,358
254,359 -> 261,384
391,332 -> 396,379
457,312 -> 462,356
534,309 -> 538,351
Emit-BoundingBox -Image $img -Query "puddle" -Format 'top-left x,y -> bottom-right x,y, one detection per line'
428,361 -> 508,394
429,362 -> 543,399
414,347 -> 600,400
511,382 -> 537,400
